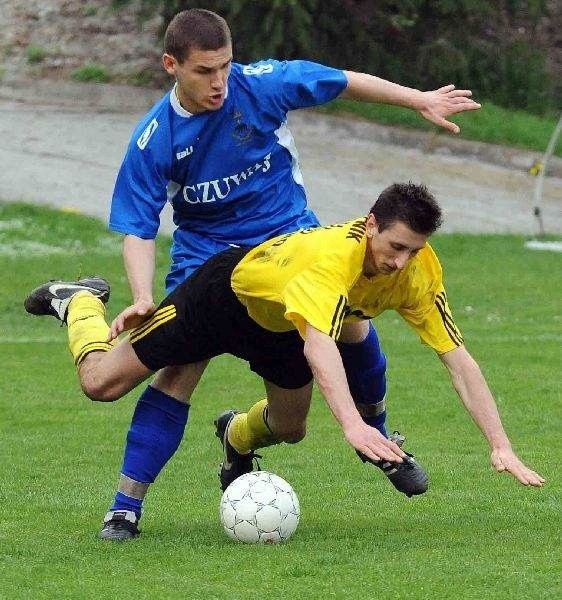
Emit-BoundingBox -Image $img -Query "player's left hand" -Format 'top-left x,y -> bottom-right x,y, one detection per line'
417,84 -> 481,134
107,300 -> 156,341
491,447 -> 546,486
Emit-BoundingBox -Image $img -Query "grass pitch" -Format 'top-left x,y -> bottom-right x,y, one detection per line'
1,203 -> 560,599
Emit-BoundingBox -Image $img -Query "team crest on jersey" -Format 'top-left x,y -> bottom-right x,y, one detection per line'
137,118 -> 158,150
232,109 -> 254,144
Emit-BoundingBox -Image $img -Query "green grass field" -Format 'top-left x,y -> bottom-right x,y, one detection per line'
1,203 -> 560,599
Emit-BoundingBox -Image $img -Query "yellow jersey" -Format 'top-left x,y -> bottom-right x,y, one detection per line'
231,218 -> 463,354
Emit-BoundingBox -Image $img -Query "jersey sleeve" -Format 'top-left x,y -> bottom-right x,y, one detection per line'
282,255 -> 353,340
242,59 -> 347,113
108,119 -> 170,239
279,60 -> 348,111
398,285 -> 464,354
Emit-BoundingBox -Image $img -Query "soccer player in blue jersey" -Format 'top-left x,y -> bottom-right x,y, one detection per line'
101,9 -> 481,539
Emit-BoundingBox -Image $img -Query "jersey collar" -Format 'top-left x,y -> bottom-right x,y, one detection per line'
170,82 -> 230,117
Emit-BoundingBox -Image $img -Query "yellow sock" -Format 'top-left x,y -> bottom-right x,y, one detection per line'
67,292 -> 114,365
228,398 -> 278,454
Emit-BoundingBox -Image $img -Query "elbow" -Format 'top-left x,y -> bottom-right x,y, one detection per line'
448,355 -> 484,397
303,337 -> 318,367
303,336 -> 312,358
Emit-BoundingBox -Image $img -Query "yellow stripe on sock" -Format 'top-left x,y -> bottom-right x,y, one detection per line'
75,341 -> 114,366
129,305 -> 177,344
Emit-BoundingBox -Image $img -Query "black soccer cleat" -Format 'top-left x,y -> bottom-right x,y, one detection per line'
357,431 -> 429,497
99,510 -> 140,541
24,277 -> 110,323
215,409 -> 260,492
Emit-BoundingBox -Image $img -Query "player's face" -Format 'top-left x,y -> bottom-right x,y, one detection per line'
364,215 -> 428,276
162,44 -> 233,114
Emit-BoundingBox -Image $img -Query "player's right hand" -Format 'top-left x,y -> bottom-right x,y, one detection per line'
417,84 -> 481,134
107,299 -> 156,341
491,447 -> 546,487
343,421 -> 406,464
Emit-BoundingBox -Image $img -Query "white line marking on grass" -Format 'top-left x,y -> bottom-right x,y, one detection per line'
0,241 -> 69,256
486,333 -> 562,342
0,239 -> 120,256
1,337 -> 66,343
524,240 -> 562,252
0,219 -> 25,230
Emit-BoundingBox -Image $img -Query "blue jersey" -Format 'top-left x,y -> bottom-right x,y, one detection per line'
109,60 -> 347,291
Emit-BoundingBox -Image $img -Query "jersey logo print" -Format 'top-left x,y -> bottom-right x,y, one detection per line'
176,146 -> 194,160
329,295 -> 347,338
137,118 -> 158,150
346,220 -> 366,243
182,154 -> 271,204
232,109 -> 254,144
242,64 -> 274,76
435,292 -> 463,346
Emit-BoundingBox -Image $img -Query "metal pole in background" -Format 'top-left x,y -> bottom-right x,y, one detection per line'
532,113 -> 562,236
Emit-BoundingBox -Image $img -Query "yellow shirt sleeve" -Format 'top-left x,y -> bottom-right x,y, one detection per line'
282,254 -> 355,340
398,284 -> 463,354
395,246 -> 463,354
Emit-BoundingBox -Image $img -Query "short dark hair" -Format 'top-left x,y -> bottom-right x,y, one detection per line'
164,9 -> 231,63
369,182 -> 442,235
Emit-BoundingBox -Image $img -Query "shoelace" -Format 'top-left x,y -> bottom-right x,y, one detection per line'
252,453 -> 263,471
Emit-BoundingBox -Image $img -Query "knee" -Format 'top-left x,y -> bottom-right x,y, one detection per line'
339,320 -> 370,344
80,379 -> 120,403
78,361 -> 121,402
152,362 -> 207,400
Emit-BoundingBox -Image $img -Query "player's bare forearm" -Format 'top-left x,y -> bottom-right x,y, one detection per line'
341,71 -> 422,108
439,346 -> 545,486
123,235 -> 156,304
108,236 -> 158,340
440,346 -> 510,448
303,324 -> 405,463
303,325 -> 360,428
341,71 -> 481,134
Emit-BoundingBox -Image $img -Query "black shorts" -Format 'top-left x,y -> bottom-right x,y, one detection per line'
131,247 -> 312,390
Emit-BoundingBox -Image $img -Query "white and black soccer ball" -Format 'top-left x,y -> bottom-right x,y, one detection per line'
219,471 -> 300,544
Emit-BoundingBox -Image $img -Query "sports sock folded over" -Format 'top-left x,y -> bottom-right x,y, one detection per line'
228,398 -> 278,454
67,292 -> 113,365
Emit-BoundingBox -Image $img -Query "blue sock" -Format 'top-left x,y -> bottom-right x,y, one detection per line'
337,324 -> 388,437
111,385 -> 190,515
111,491 -> 143,518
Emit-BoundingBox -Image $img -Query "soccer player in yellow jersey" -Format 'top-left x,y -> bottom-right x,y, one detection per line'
25,182 -> 545,537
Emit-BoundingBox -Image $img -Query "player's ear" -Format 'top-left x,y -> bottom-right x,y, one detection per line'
366,213 -> 377,237
162,53 -> 177,76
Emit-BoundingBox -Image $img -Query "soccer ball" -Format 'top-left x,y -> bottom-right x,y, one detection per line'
219,471 -> 300,544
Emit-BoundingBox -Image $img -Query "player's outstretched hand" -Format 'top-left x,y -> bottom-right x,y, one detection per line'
417,84 -> 481,134
107,299 -> 156,341
491,447 -> 546,487
343,420 -> 406,464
